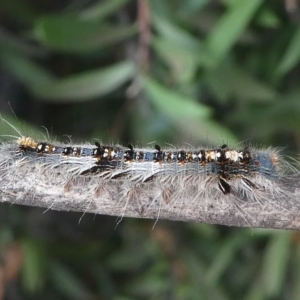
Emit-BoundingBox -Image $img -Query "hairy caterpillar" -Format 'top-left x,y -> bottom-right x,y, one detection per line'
0,122 -> 299,228
16,137 -> 281,197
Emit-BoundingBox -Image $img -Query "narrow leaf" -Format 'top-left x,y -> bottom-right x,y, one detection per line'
143,76 -> 237,144
276,26 -> 300,76
35,61 -> 135,101
34,15 -> 137,53
143,76 -> 211,121
262,232 -> 291,297
21,240 -> 45,292
80,0 -> 129,20
205,0 -> 263,67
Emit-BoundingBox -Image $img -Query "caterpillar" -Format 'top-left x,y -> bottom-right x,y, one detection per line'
17,136 -> 280,197
0,123 -> 299,228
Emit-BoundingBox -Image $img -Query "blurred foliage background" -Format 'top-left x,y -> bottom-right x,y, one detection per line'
1,0 -> 300,299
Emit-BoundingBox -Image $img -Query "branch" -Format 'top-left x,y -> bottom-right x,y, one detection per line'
1,167 -> 300,230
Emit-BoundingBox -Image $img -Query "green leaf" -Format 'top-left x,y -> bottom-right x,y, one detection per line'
276,26 -> 300,77
182,249 -> 227,299
206,234 -> 249,285
152,14 -> 216,74
178,0 -> 209,15
80,0 -> 129,20
34,15 -> 138,53
21,240 -> 45,292
152,37 -> 199,84
143,76 -> 237,144
256,8 -> 281,28
35,61 -> 135,101
143,76 -> 211,121
261,232 -> 291,297
0,49 -> 134,102
205,0 -> 263,67
205,62 -> 278,102
1,52 -> 54,86
48,260 -> 90,299
152,13 -> 202,50
289,247 -> 300,300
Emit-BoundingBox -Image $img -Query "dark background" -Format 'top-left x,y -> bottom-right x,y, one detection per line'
1,0 -> 300,299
